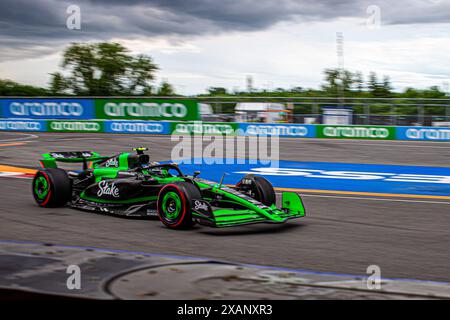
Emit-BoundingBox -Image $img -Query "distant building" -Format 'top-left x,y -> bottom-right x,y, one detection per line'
235,102 -> 290,123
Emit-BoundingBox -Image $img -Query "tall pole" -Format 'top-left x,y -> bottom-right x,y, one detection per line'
336,32 -> 345,108
246,75 -> 254,93
443,81 -> 449,122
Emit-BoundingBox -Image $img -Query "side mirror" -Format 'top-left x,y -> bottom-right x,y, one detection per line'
193,171 -> 201,178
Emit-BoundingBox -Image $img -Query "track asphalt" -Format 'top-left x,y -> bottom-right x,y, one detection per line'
1,132 -> 449,282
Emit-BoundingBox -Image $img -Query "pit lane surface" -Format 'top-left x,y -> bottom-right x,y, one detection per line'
1,132 -> 449,282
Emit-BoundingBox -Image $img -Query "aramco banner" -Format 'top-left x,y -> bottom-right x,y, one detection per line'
94,99 -> 200,121
317,125 -> 395,140
0,99 -> 94,119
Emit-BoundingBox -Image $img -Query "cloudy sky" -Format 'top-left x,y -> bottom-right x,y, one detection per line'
1,0 -> 450,94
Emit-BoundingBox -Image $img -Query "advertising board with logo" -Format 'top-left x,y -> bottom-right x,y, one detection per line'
317,125 -> 395,140
171,122 -> 238,135
397,126 -> 450,141
95,99 -> 200,121
48,120 -> 104,133
0,119 -> 47,132
2,97 -> 450,144
0,99 -> 95,119
104,121 -> 170,134
239,123 -> 316,138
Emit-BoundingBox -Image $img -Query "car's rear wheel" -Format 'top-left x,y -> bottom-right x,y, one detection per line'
157,182 -> 201,229
32,168 -> 72,207
236,174 -> 276,206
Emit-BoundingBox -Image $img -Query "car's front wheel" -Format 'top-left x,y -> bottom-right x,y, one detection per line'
157,182 -> 201,229
236,174 -> 276,206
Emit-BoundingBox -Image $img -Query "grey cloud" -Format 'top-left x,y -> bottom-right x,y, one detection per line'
0,0 -> 448,61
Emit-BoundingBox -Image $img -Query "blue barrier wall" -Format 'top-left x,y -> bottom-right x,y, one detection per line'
1,115 -> 450,142
239,123 -> 316,138
0,99 -> 95,119
104,120 -> 171,134
0,119 -> 47,132
396,126 -> 450,141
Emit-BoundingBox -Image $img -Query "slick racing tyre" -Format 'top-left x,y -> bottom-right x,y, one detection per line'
236,174 -> 276,206
32,168 -> 72,207
157,182 -> 201,229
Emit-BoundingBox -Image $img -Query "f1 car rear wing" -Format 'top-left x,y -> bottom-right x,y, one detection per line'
40,151 -> 110,170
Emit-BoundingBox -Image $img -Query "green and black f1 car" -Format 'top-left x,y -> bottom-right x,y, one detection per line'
32,148 -> 305,229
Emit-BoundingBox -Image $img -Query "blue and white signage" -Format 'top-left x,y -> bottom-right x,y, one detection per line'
397,126 -> 450,141
239,123 -> 316,138
0,119 -> 47,132
104,121 -> 170,134
0,99 -> 95,119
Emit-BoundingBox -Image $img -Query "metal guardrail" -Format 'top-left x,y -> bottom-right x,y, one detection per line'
2,96 -> 450,126
194,97 -> 450,126
291,114 -> 450,126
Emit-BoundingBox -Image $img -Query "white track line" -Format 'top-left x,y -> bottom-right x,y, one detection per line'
0,133 -> 39,142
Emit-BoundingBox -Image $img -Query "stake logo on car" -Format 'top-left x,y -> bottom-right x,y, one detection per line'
105,158 -> 119,168
97,181 -> 120,198
194,200 -> 209,211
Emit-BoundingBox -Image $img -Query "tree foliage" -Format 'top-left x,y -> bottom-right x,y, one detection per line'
321,68 -> 355,96
0,79 -> 49,96
207,87 -> 228,95
49,72 -> 68,95
156,80 -> 176,96
50,42 -> 158,95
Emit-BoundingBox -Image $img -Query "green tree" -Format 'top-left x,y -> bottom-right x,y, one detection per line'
156,80 -> 175,96
322,68 -> 354,96
340,70 -> 354,93
207,87 -> 228,95
290,86 -> 304,93
322,68 -> 340,95
50,42 -> 158,95
380,75 -> 393,97
423,86 -> 446,99
367,72 -> 379,95
0,79 -> 49,96
49,72 -> 69,95
402,87 -> 420,98
353,72 -> 364,92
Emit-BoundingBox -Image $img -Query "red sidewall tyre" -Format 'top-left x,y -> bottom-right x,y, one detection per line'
157,182 -> 201,229
32,169 -> 71,208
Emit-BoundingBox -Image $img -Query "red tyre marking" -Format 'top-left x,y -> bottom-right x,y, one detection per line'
39,171 -> 52,207
157,184 -> 187,228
